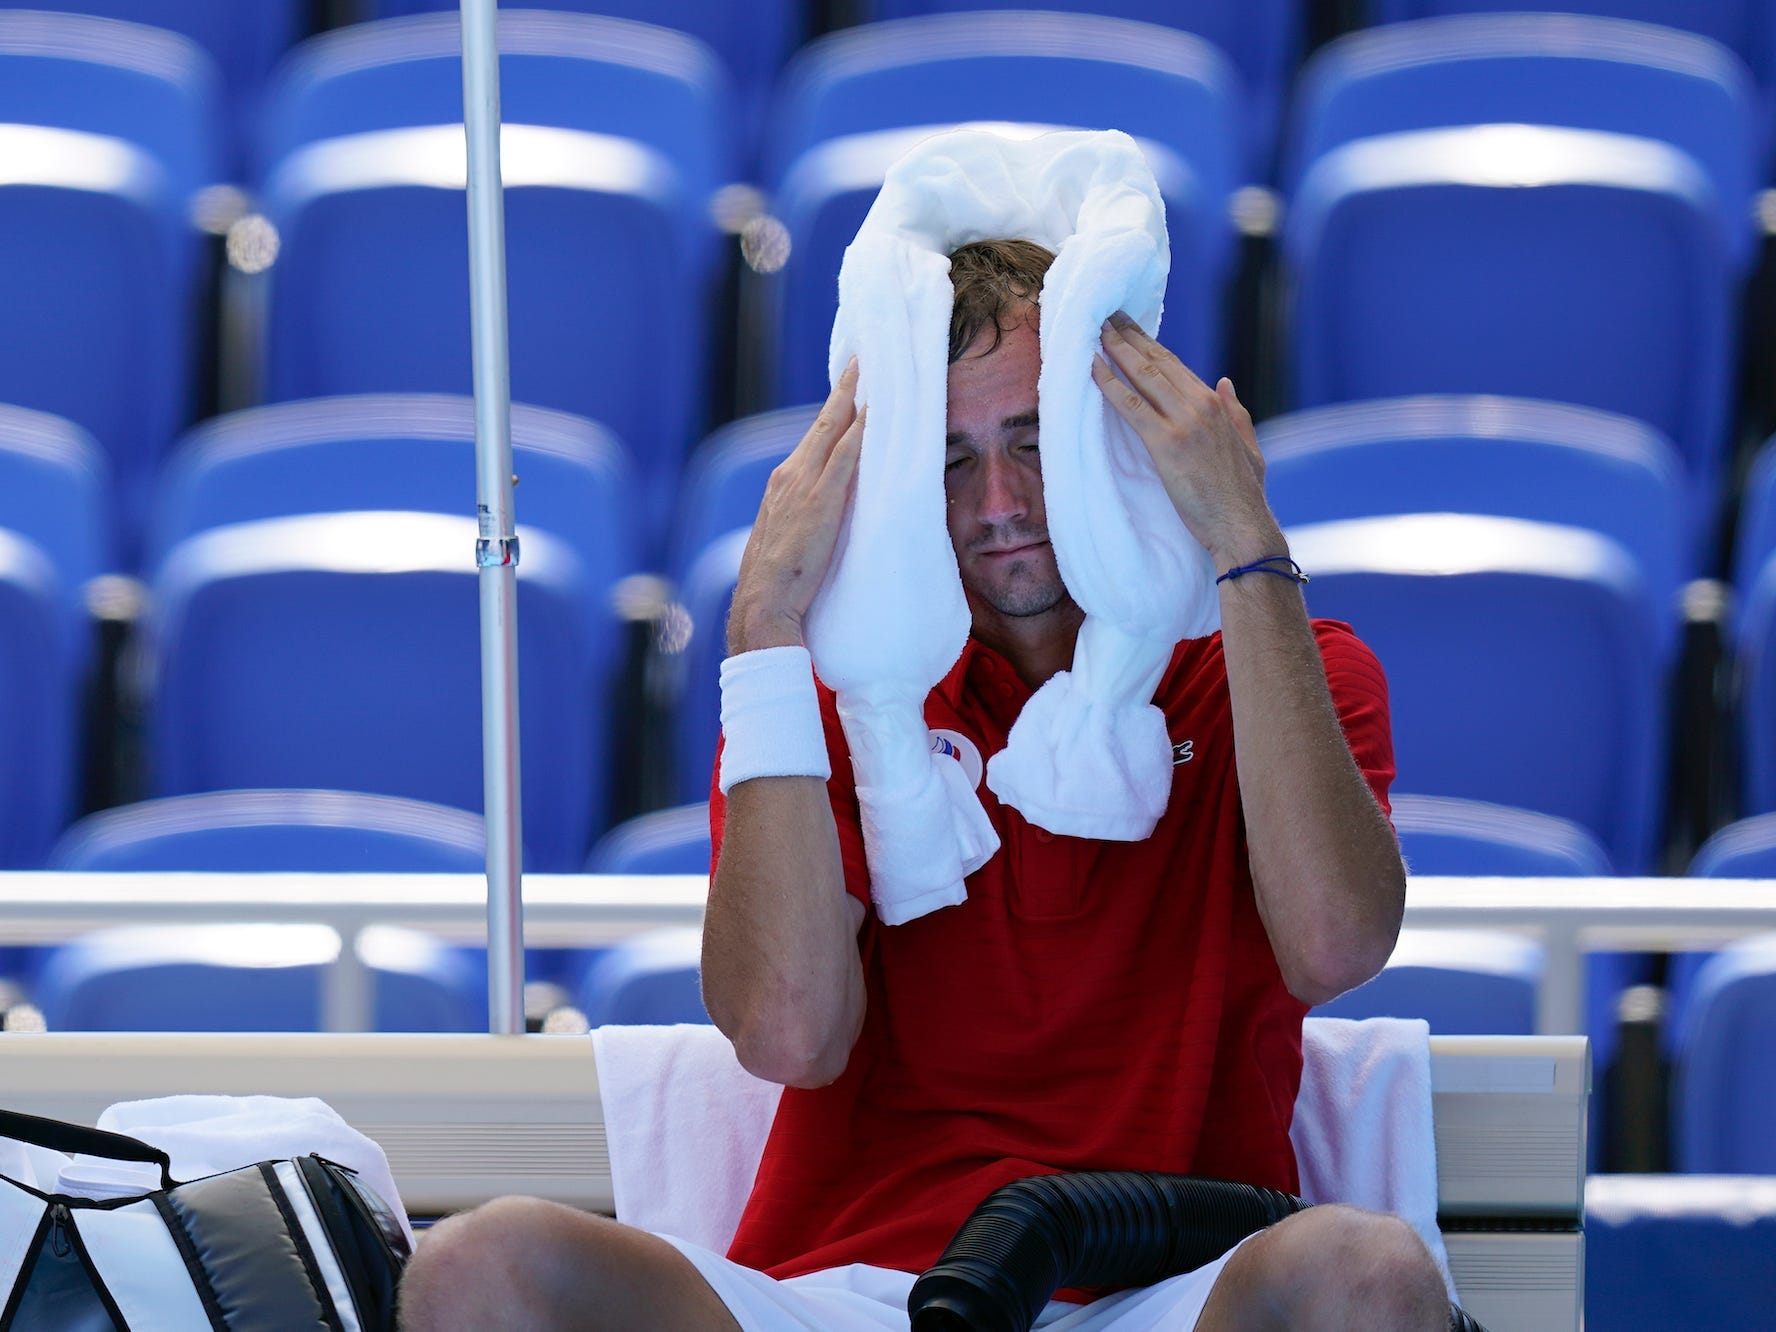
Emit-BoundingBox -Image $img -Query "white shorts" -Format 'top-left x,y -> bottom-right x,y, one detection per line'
658,1233 -> 1250,1331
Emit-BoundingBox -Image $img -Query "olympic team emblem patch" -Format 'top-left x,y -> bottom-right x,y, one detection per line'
929,728 -> 984,790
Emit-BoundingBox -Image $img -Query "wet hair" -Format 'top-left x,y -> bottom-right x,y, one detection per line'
947,238 -> 1056,364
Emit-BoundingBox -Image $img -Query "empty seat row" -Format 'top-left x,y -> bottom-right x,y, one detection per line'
0,384 -> 1767,873
4,7 -> 1772,564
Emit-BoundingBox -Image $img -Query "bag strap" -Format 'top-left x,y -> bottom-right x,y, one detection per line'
0,1108 -> 176,1190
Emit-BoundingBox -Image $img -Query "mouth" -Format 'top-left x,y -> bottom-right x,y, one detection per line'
978,540 -> 1047,561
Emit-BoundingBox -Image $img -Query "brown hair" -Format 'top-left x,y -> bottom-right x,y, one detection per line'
947,238 -> 1055,364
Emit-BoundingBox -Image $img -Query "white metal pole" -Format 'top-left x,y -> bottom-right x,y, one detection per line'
459,0 -> 524,1035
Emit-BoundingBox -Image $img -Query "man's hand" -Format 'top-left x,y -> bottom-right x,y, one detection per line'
727,358 -> 865,654
1090,313 -> 1281,568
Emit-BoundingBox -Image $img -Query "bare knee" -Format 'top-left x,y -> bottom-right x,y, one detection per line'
401,1193 -> 568,1328
398,1197 -> 737,1332
1203,1204 -> 1449,1331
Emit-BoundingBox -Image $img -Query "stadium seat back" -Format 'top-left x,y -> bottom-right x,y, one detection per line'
668,529 -> 749,806
150,395 -> 638,607
586,803 -> 712,875
1261,395 -> 1692,638
0,16 -> 217,543
1586,1175 -> 1776,1332
0,11 -> 221,190
0,531 -> 76,867
34,924 -> 485,1032
1370,0 -> 1776,103
1285,127 -> 1737,513
1313,929 -> 1540,1035
149,513 -> 611,870
1287,12 -> 1759,262
1391,794 -> 1615,876
49,790 -> 489,873
0,406 -> 113,660
860,0 -> 1299,173
670,405 -> 812,580
1291,513 -> 1666,872
355,0 -> 798,167
1737,548 -> 1776,816
575,926 -> 708,1026
1670,934 -> 1776,1172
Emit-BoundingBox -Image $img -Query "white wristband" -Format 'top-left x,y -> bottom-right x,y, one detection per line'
717,646 -> 832,795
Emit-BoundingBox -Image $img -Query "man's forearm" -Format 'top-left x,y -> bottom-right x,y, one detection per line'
1215,541 -> 1405,1005
703,775 -> 866,1088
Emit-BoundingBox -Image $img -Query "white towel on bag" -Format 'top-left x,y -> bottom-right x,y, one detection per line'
53,1094 -> 414,1246
804,127 -> 1220,926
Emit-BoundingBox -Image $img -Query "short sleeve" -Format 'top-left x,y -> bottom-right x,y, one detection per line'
708,681 -> 873,908
1311,620 -> 1397,820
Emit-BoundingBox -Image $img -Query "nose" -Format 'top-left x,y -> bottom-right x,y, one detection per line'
976,450 -> 1032,528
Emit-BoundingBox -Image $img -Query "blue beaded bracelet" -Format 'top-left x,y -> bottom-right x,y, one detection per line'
1215,554 -> 1308,586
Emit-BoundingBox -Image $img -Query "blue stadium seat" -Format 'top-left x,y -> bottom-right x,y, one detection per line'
15,1 -> 304,172
48,789 -> 488,873
0,12 -> 220,548
253,13 -> 732,542
1669,933 -> 1776,1172
858,1 -> 1302,175
1391,791 -> 1637,1168
147,511 -> 615,870
1737,444 -> 1776,816
1391,794 -> 1614,877
357,0 -> 802,170
148,394 -> 639,600
1587,1175 -> 1776,1332
586,803 -> 712,875
574,926 -> 708,1026
1369,1 -> 1776,116
1658,815 -> 1776,1073
1261,396 -> 1690,648
1282,17 -> 1756,536
1291,513 -> 1667,872
668,528 -> 749,806
1286,13 -> 1759,246
1688,813 -> 1776,879
1313,929 -> 1540,1035
0,405 -> 114,674
33,923 -> 485,1032
0,529 -> 79,868
759,11 -> 1245,406
1736,438 -> 1776,595
670,404 -> 812,580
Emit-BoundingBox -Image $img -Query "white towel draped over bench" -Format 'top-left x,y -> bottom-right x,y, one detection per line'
590,1016 -> 1453,1299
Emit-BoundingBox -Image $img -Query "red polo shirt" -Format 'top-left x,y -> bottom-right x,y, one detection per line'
710,621 -> 1394,1285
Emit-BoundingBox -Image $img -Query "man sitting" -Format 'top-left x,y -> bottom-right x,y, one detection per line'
398,240 -> 1449,1330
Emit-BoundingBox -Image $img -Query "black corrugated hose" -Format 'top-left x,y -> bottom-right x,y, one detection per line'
906,1171 -> 1490,1332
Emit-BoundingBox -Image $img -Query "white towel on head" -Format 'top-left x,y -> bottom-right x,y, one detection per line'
805,126 -> 1219,926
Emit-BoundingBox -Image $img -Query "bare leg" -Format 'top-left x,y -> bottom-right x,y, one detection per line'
397,1196 -> 742,1331
1195,1204 -> 1450,1331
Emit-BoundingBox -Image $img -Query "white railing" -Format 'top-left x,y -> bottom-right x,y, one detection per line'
1,873 -> 1772,1033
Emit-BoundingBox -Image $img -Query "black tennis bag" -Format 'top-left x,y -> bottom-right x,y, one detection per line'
0,1107 -> 410,1330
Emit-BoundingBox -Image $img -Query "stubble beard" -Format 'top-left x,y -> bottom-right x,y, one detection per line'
979,556 -> 1069,619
